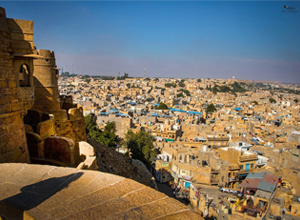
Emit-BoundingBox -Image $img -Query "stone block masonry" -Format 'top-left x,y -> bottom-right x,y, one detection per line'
0,7 -> 31,163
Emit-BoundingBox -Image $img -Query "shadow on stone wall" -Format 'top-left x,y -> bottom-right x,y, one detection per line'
32,75 -> 58,112
0,13 -> 35,163
0,172 -> 83,219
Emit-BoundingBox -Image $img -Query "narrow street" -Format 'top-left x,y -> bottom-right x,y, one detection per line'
156,182 -> 191,205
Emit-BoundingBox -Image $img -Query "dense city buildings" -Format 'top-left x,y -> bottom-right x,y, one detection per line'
59,74 -> 300,219
1,5 -> 300,220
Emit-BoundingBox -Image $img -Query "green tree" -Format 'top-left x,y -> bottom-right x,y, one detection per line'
269,98 -> 277,103
178,79 -> 185,87
197,79 -> 202,82
85,115 -> 97,129
98,121 -> 119,148
84,116 -> 119,149
156,102 -> 168,110
101,76 -> 115,80
251,100 -> 258,105
85,78 -> 91,83
180,89 -> 191,96
84,115 -> 103,141
165,83 -> 176,88
177,92 -> 184,98
117,73 -> 129,80
231,82 -> 246,93
294,99 -> 299,103
206,103 -> 216,113
123,130 -> 157,166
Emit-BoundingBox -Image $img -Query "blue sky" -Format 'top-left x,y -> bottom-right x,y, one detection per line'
2,1 -> 300,82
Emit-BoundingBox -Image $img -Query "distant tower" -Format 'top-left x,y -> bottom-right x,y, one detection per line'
144,65 -> 146,78
118,69 -> 120,77
61,67 -> 63,74
124,68 -> 126,75
33,49 -> 60,112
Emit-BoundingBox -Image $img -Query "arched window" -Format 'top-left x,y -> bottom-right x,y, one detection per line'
19,63 -> 30,87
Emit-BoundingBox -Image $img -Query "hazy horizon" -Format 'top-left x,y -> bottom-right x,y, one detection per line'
2,1 -> 300,83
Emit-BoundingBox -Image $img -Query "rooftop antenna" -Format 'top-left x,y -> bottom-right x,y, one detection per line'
144,65 -> 146,78
118,69 -> 120,77
124,68 -> 126,75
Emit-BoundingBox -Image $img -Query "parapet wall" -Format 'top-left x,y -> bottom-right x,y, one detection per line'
53,107 -> 87,164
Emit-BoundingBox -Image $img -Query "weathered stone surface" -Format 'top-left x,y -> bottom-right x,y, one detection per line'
84,156 -> 97,170
0,182 -> 21,200
26,132 -> 42,157
79,141 -> 94,157
0,163 -> 53,186
0,164 -> 202,219
51,110 -> 68,122
68,108 -> 83,120
44,136 -> 75,165
36,171 -> 96,212
36,118 -> 55,140
63,171 -> 123,202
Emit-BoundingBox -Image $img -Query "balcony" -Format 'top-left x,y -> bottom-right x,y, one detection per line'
239,154 -> 257,162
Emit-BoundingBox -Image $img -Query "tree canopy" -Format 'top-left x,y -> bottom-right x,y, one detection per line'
117,73 -> 129,80
269,98 -> 277,103
180,89 -> 191,96
251,100 -> 258,105
177,92 -> 184,98
84,116 -> 120,149
206,103 -> 217,113
165,82 -> 176,88
178,79 -> 185,87
156,102 -> 168,110
123,130 -> 157,166
99,121 -> 119,148
208,82 -> 246,95
60,71 -> 78,77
